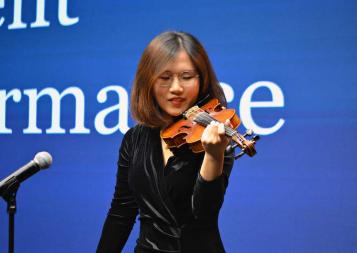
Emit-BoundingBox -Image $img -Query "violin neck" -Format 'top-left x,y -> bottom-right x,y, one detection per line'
188,110 -> 244,147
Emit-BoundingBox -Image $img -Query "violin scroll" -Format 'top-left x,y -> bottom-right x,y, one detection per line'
226,129 -> 260,160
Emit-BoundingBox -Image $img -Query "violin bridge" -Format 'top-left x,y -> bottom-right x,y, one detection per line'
183,106 -> 200,120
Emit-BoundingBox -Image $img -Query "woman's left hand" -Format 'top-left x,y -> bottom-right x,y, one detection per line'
201,119 -> 232,160
199,119 -> 232,181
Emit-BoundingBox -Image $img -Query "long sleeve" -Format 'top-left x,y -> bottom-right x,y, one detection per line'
191,149 -> 234,220
97,128 -> 139,253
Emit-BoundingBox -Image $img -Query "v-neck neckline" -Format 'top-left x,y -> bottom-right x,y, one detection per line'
155,128 -> 176,175
161,138 -> 174,167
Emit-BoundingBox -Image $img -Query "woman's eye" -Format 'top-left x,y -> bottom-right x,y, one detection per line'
181,75 -> 194,80
159,76 -> 171,80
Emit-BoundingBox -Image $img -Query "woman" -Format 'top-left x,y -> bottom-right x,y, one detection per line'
97,31 -> 234,253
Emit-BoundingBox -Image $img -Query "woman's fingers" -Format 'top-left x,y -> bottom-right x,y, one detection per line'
224,119 -> 233,128
218,122 -> 226,136
201,120 -> 231,156
203,121 -> 229,142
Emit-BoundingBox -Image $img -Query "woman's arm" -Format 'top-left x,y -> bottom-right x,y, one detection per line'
192,121 -> 234,219
97,128 -> 139,253
200,120 -> 231,180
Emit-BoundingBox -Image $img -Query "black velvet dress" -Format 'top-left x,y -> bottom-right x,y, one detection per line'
97,124 -> 234,253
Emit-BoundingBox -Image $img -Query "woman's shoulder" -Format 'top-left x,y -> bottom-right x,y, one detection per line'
123,124 -> 158,143
127,124 -> 154,135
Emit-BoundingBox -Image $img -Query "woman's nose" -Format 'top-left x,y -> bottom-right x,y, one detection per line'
169,76 -> 184,93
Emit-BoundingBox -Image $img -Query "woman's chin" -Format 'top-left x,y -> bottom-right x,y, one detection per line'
165,109 -> 184,117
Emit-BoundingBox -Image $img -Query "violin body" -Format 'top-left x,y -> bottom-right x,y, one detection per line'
161,99 -> 259,159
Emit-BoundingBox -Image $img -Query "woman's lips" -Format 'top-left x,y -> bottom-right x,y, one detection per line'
169,97 -> 185,106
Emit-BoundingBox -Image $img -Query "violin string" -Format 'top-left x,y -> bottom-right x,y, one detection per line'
193,111 -> 243,142
193,110 -> 246,145
196,111 -> 235,135
185,108 -> 250,153
194,110 -> 226,130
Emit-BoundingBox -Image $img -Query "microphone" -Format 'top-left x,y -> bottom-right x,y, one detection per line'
0,152 -> 52,197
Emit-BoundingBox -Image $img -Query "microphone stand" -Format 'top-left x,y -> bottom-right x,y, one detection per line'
1,177 -> 20,253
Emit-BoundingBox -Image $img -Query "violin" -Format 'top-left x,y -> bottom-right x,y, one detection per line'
161,98 -> 260,160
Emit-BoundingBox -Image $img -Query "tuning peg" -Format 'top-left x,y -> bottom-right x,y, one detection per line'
226,143 -> 238,153
252,135 -> 260,142
234,150 -> 245,160
243,129 -> 254,137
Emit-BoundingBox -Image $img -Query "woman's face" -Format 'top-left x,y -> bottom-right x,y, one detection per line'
153,50 -> 200,118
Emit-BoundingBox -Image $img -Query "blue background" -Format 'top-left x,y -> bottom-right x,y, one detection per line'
1,1 -> 356,252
